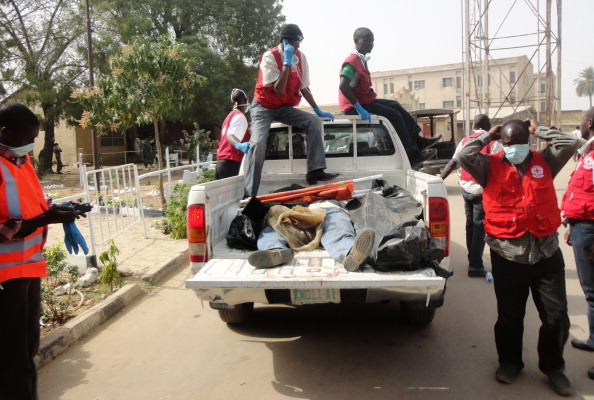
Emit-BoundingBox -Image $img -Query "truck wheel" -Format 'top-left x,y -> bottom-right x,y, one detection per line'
400,302 -> 436,325
218,302 -> 254,324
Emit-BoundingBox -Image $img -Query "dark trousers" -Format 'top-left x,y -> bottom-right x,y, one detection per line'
491,248 -> 569,372
0,278 -> 41,400
345,99 -> 421,158
215,159 -> 241,180
569,221 -> 594,345
54,155 -> 63,173
462,190 -> 486,269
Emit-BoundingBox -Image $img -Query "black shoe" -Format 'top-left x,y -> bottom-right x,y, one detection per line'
468,268 -> 487,278
248,249 -> 294,269
409,149 -> 437,167
546,370 -> 572,396
306,169 -> 340,185
495,364 -> 522,384
417,134 -> 443,152
570,338 -> 594,351
588,366 -> 594,380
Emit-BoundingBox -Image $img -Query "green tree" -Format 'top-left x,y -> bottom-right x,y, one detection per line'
74,36 -> 205,205
0,0 -> 87,170
180,123 -> 212,164
92,0 -> 284,125
574,66 -> 594,108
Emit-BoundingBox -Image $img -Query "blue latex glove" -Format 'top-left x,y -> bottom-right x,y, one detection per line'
233,141 -> 250,153
353,102 -> 371,122
61,203 -> 89,255
313,107 -> 335,121
282,39 -> 295,66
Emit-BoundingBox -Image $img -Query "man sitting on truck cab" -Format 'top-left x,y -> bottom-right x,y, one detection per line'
244,23 -> 339,197
248,201 -> 375,273
339,27 -> 440,167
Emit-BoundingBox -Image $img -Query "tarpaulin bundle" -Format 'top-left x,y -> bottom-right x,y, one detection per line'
256,180 -> 355,204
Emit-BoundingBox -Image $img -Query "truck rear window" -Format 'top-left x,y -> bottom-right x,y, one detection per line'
265,124 -> 395,160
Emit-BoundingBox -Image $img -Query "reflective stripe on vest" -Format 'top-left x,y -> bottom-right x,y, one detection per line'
483,151 -> 561,238
0,231 -> 44,254
0,252 -> 43,270
0,160 -> 22,217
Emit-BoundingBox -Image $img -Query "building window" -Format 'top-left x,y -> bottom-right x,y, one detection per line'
540,101 -> 546,112
419,103 -> 426,110
456,96 -> 462,107
509,93 -> 516,104
476,75 -> 482,88
442,77 -> 453,87
443,100 -> 454,108
510,67 -> 516,84
390,82 -> 394,94
456,76 -> 462,89
540,79 -> 546,93
408,76 -> 413,91
383,83 -> 388,95
414,80 -> 425,90
100,131 -> 124,147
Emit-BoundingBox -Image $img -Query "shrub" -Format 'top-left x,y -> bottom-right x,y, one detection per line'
98,240 -> 123,291
41,243 -> 81,324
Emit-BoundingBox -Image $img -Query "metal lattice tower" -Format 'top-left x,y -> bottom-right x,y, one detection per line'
463,0 -> 561,133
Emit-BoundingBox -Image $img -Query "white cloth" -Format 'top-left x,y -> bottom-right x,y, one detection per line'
225,113 -> 248,142
454,130 -> 503,195
572,129 -> 583,141
261,47 -> 310,89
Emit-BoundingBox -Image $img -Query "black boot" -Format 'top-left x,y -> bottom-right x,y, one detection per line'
306,169 -> 340,185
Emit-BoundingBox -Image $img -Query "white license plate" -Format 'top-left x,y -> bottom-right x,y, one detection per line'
290,288 -> 341,305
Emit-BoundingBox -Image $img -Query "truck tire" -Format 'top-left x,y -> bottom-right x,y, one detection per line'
400,302 -> 436,326
218,302 -> 254,324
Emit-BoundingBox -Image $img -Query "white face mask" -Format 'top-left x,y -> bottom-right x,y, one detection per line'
0,142 -> 34,157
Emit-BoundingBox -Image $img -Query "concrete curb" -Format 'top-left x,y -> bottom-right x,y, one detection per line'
36,249 -> 189,369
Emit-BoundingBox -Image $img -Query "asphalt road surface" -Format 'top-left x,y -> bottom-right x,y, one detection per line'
38,165 -> 594,400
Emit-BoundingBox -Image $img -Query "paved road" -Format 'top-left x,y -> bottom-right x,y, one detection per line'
38,162 -> 594,400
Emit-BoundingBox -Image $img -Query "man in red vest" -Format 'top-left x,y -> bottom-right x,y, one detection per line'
245,23 -> 338,197
456,118 -> 580,396
338,27 -> 440,167
0,103 -> 87,400
215,88 -> 251,179
562,107 -> 594,379
441,114 -> 502,277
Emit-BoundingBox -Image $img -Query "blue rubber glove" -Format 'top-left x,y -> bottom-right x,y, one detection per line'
282,39 -> 295,66
233,141 -> 250,154
353,102 -> 371,122
61,203 -> 89,255
313,107 -> 335,121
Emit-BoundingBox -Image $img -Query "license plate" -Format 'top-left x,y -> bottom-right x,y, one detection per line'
290,288 -> 341,305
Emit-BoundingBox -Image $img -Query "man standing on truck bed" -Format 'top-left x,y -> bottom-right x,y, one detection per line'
440,114 -> 502,278
244,23 -> 338,197
456,119 -> 580,396
338,27 -> 439,167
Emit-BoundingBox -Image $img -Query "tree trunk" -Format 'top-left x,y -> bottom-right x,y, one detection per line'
152,116 -> 166,206
38,103 -> 56,172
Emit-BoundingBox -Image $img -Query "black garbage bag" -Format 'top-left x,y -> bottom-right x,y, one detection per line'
226,214 -> 260,250
373,223 -> 445,272
347,189 -> 445,272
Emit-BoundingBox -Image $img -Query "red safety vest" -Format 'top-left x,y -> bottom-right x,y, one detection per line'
254,46 -> 303,109
459,131 -> 491,182
216,110 -> 251,162
482,150 -> 561,238
338,53 -> 377,112
0,155 -> 48,283
561,142 -> 594,220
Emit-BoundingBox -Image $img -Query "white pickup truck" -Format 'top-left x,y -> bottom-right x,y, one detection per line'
185,115 -> 452,325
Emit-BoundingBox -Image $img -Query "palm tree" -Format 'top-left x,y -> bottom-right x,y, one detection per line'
574,66 -> 594,108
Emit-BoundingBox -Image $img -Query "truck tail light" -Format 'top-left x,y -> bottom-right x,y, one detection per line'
188,204 -> 208,263
429,197 -> 450,257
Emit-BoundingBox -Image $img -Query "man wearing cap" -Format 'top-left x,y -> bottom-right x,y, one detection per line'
244,23 -> 339,197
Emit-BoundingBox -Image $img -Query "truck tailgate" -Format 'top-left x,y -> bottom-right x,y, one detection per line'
185,257 -> 445,290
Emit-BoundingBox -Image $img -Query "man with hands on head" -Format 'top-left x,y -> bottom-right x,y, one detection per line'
456,117 -> 580,396
215,88 -> 252,180
0,103 -> 90,400
338,27 -> 440,167
562,107 -> 594,380
244,23 -> 338,197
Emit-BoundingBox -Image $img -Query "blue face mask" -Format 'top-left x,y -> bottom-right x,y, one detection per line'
503,144 -> 530,164
0,142 -> 34,157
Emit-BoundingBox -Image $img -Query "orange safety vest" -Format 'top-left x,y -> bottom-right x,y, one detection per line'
0,155 -> 48,283
254,46 -> 303,109
482,150 -> 561,238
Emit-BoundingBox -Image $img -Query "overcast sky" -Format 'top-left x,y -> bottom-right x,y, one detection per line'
280,0 -> 593,111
